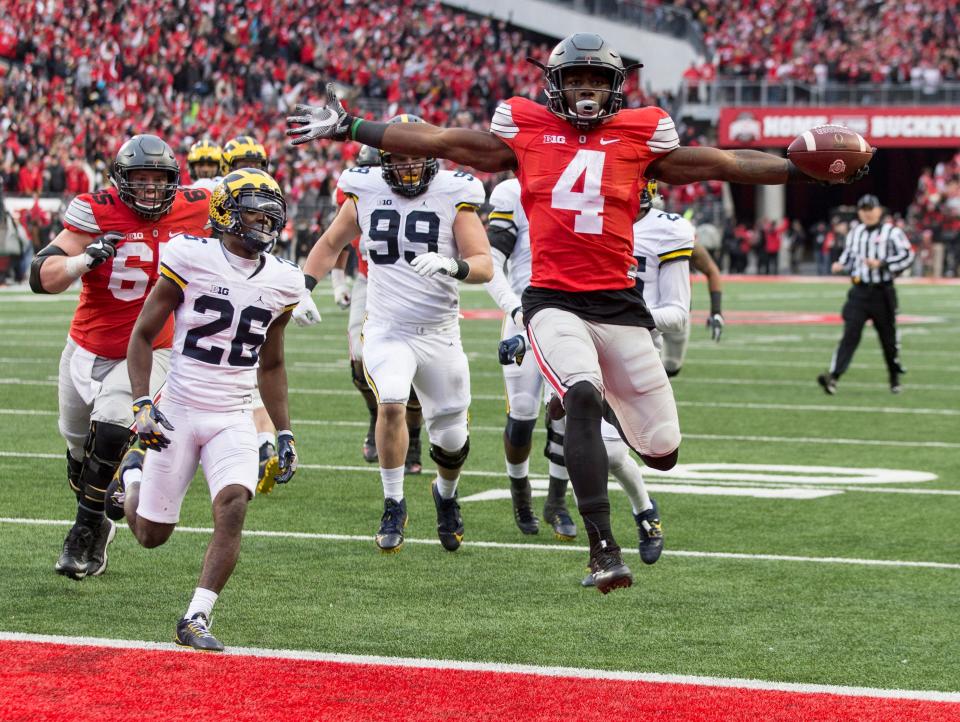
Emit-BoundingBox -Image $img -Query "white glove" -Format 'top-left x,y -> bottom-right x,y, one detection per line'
410,252 -> 459,278
331,268 -> 351,309
292,292 -> 321,327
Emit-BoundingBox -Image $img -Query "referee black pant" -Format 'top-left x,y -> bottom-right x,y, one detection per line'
830,282 -> 902,380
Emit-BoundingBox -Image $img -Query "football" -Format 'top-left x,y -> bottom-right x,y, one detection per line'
787,125 -> 874,182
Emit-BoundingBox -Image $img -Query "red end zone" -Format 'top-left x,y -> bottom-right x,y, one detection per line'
2,638 -> 958,722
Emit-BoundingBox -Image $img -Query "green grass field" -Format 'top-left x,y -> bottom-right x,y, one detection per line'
1,277 -> 958,692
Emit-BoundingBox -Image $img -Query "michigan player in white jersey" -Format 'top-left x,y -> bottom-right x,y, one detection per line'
301,114 -> 492,554
484,177 -> 576,540
583,182 -> 692,585
186,138 -> 223,191
106,169 -> 303,651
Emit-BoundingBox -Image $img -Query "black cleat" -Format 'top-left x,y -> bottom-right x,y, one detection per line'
635,499 -> 664,565
362,434 -> 378,464
175,613 -> 224,652
431,481 -> 464,551
256,441 -> 280,494
405,434 -> 422,475
817,373 -> 837,395
510,484 -> 539,535
55,523 -> 94,580
890,373 -> 902,394
375,498 -> 408,553
106,446 -> 145,521
543,503 -> 577,541
86,517 -> 116,577
589,547 -> 633,594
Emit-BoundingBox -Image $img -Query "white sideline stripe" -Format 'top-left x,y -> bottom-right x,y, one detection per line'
1,633 -> 957,703
3,517 -> 960,572
5,452 -> 960,497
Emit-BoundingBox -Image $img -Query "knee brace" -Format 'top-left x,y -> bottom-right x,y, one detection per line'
406,387 -> 422,414
562,381 -> 603,421
505,415 -> 536,448
351,359 -> 371,393
80,421 -> 134,496
507,391 -> 540,422
641,448 -> 679,471
665,367 -> 681,378
66,451 -> 83,499
543,415 -> 566,466
429,436 -> 470,470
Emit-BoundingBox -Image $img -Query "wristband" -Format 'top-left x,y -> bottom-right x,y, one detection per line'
64,253 -> 90,278
304,274 -> 318,292
331,268 -> 346,286
452,260 -> 470,280
709,291 -> 722,316
277,429 -> 293,439
351,118 -> 388,146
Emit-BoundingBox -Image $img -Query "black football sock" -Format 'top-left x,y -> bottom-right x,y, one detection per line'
562,382 -> 616,555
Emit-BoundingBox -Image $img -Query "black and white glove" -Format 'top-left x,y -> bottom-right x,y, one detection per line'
132,397 -> 174,450
498,334 -> 526,366
86,232 -> 123,268
410,252 -> 459,278
285,83 -> 353,145
275,431 -> 298,484
706,313 -> 724,342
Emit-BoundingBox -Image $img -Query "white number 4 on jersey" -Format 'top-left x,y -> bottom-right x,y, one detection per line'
551,149 -> 606,234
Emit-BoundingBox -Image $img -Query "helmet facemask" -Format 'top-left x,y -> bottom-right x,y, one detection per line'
233,190 -> 286,254
380,154 -> 438,197
114,167 -> 179,220
546,64 -> 626,131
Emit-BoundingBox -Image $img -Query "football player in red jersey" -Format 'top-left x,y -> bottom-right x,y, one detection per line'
287,33 -> 868,593
29,134 -> 210,581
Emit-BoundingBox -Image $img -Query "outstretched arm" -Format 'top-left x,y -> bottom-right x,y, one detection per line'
691,244 -> 722,293
648,147 -> 794,185
286,83 -> 517,172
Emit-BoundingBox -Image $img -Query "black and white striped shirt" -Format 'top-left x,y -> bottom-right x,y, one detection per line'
838,222 -> 914,284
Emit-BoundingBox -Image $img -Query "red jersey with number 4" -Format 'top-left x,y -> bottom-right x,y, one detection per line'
62,186 -> 211,358
490,97 -> 679,292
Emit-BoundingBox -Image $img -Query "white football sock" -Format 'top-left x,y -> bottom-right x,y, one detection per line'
380,466 -> 405,502
184,587 -> 218,621
435,474 -> 459,500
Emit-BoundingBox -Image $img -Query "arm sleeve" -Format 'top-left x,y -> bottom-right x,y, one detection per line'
650,258 -> 691,334
455,175 -> 486,212
885,227 -> 915,275
647,109 -> 680,155
62,196 -> 101,234
483,247 -> 522,316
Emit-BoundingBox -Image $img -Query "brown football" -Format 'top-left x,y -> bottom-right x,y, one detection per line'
787,125 -> 873,182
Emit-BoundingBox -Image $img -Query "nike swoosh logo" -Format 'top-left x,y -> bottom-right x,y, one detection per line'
599,138 -> 620,145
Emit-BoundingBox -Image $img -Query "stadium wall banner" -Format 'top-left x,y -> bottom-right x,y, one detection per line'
718,107 -> 960,148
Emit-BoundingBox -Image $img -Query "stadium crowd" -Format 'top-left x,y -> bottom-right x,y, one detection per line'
2,0 -> 959,280
680,0 -> 960,86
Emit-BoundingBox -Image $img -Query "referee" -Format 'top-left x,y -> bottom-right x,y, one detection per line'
818,194 -> 914,395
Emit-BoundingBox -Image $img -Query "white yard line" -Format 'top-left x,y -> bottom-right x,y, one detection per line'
4,447 -> 960,496
2,516 -> 960,572
0,631 -> 957,702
